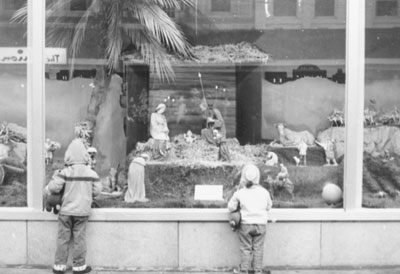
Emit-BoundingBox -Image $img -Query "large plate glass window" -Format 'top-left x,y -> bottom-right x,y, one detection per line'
362,0 -> 400,208
38,0 -> 348,209
0,0 -> 28,207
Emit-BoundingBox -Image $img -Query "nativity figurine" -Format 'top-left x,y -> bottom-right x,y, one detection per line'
150,103 -> 170,160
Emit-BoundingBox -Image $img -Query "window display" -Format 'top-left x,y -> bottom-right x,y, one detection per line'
3,0 -> 356,209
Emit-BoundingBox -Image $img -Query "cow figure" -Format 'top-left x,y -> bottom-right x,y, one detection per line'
275,123 -> 315,147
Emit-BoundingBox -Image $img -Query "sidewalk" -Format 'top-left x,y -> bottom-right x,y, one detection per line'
1,266 -> 400,274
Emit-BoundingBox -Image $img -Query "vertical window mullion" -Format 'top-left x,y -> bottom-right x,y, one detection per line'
27,0 -> 45,209
344,0 -> 365,210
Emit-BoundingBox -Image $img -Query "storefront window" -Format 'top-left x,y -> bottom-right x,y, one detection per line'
40,0 -> 348,209
363,0 -> 400,208
273,0 -> 297,17
376,0 -> 398,16
211,0 -> 231,12
0,4 -> 28,207
315,0 -> 335,17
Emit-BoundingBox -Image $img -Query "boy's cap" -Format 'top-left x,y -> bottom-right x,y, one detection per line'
243,164 -> 260,185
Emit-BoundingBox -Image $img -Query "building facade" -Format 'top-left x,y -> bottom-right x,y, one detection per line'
0,0 -> 400,270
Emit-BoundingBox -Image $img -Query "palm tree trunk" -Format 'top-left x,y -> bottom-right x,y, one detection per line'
86,65 -> 112,125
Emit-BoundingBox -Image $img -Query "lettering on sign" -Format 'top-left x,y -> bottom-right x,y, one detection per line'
0,47 -> 67,64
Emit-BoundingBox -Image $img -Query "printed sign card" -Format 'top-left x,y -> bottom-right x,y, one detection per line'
194,185 -> 223,201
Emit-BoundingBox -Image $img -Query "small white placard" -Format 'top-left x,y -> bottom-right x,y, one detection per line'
194,185 -> 223,201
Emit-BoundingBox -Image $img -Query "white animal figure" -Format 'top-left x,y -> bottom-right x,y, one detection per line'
316,139 -> 338,166
328,109 -> 345,127
265,151 -> 278,166
184,130 -> 196,144
293,156 -> 300,166
364,108 -> 377,126
87,147 -> 97,169
44,138 -> 61,165
373,191 -> 387,198
275,123 -> 315,147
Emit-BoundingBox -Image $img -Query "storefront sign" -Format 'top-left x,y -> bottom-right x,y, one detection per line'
0,47 -> 67,64
194,185 -> 224,201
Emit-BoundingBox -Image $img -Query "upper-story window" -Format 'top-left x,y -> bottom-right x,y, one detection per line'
70,0 -> 92,11
315,0 -> 335,17
376,0 -> 398,16
273,0 -> 297,16
3,0 -> 25,10
211,0 -> 231,12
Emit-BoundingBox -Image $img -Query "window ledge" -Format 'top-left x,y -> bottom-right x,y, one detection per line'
0,208 -> 399,222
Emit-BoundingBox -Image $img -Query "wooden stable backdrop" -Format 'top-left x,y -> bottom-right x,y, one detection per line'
149,64 -> 237,138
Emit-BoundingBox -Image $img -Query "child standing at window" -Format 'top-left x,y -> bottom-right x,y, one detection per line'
44,138 -> 102,274
228,164 -> 273,274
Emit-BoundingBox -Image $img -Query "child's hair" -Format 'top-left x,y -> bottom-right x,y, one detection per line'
245,181 -> 254,188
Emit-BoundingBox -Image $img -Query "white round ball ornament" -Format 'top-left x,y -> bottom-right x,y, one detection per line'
322,183 -> 343,204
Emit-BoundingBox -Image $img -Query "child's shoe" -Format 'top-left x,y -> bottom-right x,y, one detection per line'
52,265 -> 66,274
255,270 -> 271,274
233,267 -> 248,274
229,220 -> 237,231
73,265 -> 92,274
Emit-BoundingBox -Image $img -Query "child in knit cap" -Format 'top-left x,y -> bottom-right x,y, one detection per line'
228,164 -> 273,274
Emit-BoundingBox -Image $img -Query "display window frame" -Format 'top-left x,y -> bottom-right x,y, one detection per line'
1,0 -> 399,222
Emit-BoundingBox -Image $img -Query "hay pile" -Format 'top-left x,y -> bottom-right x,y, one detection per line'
187,42 -> 269,64
123,42 -> 269,65
133,134 -> 270,165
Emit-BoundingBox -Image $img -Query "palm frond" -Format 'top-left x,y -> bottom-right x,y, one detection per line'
46,0 -> 71,19
127,2 -> 192,58
10,2 -> 27,24
146,0 -> 195,9
105,0 -> 123,72
10,0 -> 194,81
46,27 -> 74,48
69,0 -> 100,58
124,25 -> 174,81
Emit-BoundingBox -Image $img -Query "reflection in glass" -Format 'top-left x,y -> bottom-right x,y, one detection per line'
363,0 -> 400,208
0,3 -> 28,207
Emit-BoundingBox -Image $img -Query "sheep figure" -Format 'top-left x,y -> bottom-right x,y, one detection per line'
44,138 -> 61,165
373,191 -> 387,199
328,109 -> 344,127
184,130 -> 196,144
364,108 -> 377,126
293,156 -> 300,166
275,123 -> 315,147
265,151 -> 278,166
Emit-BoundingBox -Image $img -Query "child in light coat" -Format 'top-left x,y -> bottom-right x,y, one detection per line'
228,164 -> 273,274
